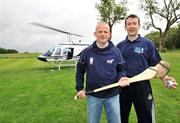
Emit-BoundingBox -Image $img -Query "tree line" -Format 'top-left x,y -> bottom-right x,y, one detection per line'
0,47 -> 18,54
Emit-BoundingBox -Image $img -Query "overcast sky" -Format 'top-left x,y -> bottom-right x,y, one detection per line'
0,0 -> 151,52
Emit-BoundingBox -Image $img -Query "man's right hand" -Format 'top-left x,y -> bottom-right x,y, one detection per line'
76,90 -> 86,99
118,77 -> 129,87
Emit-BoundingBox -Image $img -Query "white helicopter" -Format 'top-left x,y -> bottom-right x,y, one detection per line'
31,23 -> 90,70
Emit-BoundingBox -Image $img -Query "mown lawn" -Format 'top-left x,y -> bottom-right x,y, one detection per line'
0,52 -> 179,123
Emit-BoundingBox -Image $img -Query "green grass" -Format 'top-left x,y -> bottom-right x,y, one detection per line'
0,52 -> 179,123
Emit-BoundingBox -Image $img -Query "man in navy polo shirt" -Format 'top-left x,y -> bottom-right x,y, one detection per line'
117,14 -> 177,123
75,22 -> 126,123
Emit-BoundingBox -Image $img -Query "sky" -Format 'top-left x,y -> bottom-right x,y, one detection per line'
0,0 -> 151,52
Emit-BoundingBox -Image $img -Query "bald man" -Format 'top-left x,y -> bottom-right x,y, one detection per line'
75,22 -> 126,123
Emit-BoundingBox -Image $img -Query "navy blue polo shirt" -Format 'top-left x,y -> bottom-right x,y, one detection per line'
76,41 -> 126,98
116,35 -> 161,77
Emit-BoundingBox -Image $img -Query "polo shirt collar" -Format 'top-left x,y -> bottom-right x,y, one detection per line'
125,34 -> 142,43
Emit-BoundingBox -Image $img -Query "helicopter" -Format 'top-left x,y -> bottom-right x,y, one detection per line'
31,23 -> 90,70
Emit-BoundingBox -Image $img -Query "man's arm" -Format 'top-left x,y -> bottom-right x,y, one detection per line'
75,62 -> 86,99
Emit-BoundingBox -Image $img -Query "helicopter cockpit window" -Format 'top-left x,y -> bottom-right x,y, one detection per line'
54,48 -> 61,56
43,47 -> 55,56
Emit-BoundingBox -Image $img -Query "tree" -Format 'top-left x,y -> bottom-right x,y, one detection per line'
167,23 -> 180,49
175,24 -> 180,48
95,0 -> 127,39
144,24 -> 180,49
139,0 -> 180,52
145,31 -> 160,48
165,27 -> 178,49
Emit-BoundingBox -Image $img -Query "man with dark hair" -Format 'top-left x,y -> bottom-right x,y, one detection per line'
117,14 -> 177,123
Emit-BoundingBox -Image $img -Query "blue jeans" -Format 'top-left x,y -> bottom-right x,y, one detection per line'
87,94 -> 121,123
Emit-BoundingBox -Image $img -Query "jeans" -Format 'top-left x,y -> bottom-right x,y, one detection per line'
87,94 -> 121,123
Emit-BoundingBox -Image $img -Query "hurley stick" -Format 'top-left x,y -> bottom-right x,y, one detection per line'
74,60 -> 170,100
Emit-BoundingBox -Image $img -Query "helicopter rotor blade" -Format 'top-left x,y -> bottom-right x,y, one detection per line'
30,22 -> 84,37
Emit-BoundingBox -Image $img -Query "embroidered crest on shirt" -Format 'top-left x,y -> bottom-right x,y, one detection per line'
107,59 -> 114,64
89,57 -> 94,65
134,47 -> 144,53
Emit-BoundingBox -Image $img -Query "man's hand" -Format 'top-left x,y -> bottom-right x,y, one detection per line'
161,75 -> 178,89
76,90 -> 86,99
118,77 -> 129,87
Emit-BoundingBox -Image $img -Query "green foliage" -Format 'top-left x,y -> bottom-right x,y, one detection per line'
95,0 -> 127,38
0,47 -> 18,54
95,0 -> 127,23
166,28 -> 178,49
0,52 -> 179,123
168,24 -> 180,49
145,24 -> 180,50
145,31 -> 160,48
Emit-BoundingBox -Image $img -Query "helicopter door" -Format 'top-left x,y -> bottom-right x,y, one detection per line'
67,48 -> 74,59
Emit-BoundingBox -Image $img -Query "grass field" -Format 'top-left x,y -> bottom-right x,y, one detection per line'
0,51 -> 179,123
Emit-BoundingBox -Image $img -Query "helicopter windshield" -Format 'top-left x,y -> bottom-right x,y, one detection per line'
43,47 -> 55,56
54,47 -> 61,56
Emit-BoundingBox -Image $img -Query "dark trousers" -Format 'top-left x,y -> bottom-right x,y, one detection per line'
120,82 -> 155,123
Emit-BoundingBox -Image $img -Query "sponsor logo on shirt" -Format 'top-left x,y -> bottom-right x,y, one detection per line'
107,59 -> 114,64
134,47 -> 144,53
89,57 -> 94,65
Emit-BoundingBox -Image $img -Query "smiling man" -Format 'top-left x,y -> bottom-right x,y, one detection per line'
75,22 -> 126,123
116,14 -> 177,123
